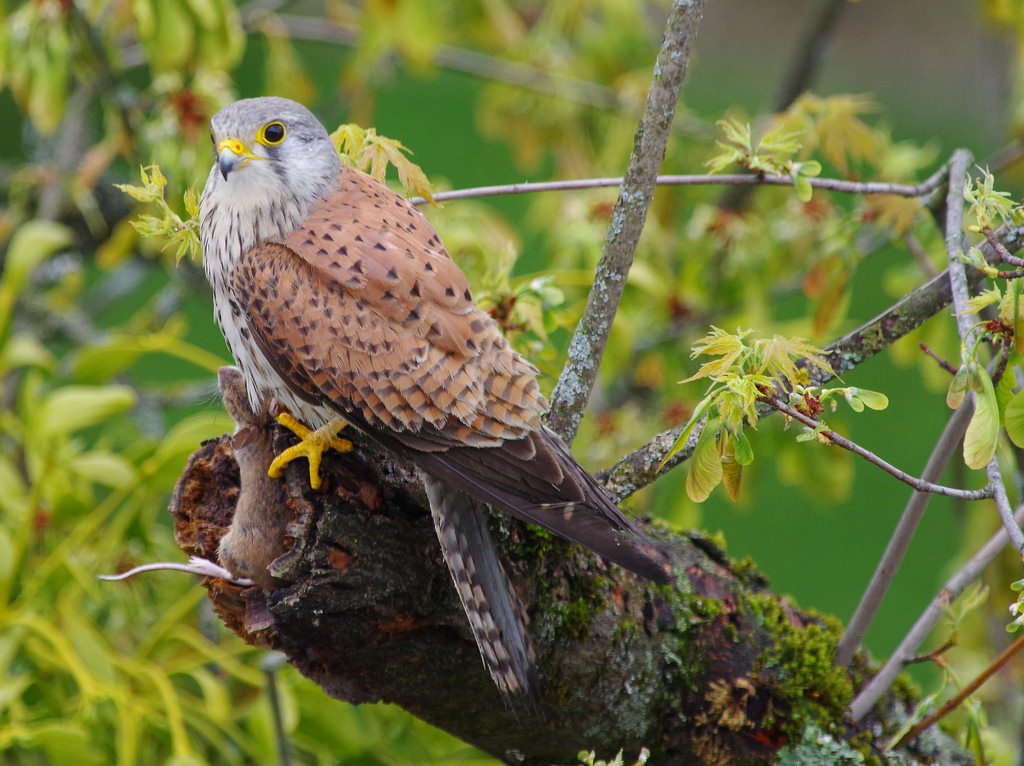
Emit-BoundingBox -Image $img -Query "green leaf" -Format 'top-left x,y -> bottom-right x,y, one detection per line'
1004,387 -> 1024,448
659,397 -> 713,469
0,220 -> 73,342
2,219 -> 72,291
946,364 -> 969,409
849,387 -> 889,411
1010,278 -> 1024,356
794,174 -> 813,202
0,333 -> 57,374
963,367 -> 999,469
165,757 -> 206,766
0,527 -> 14,592
35,385 -> 137,439
27,724 -> 105,766
798,160 -> 821,177
996,365 -> 1017,411
732,429 -> 754,465
720,438 -> 742,501
67,452 -> 138,489
0,455 -> 28,516
685,430 -> 723,503
72,343 -> 142,383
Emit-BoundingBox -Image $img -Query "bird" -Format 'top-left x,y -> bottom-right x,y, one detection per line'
198,96 -> 674,706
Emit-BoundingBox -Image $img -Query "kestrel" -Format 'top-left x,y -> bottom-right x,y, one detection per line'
199,97 -> 674,705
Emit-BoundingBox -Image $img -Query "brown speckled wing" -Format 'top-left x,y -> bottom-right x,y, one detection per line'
231,167 -> 674,583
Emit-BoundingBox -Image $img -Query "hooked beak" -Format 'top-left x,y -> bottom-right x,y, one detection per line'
217,138 -> 254,180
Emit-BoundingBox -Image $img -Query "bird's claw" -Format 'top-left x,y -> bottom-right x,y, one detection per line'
268,413 -> 353,489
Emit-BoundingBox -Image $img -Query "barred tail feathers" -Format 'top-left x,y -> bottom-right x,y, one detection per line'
422,475 -> 540,710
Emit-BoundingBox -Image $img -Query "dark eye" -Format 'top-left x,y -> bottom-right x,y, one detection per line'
261,122 -> 286,145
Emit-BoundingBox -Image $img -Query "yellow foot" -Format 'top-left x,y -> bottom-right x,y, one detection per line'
268,414 -> 353,490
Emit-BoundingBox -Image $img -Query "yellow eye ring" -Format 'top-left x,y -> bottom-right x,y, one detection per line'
258,121 -> 286,146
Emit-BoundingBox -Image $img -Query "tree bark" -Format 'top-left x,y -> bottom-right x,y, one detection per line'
171,424 -> 970,765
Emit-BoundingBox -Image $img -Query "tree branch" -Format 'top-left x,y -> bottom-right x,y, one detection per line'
170,420 -> 969,764
408,171 -> 943,206
546,0 -> 704,443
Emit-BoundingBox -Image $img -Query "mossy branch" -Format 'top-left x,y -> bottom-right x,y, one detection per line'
170,411 -> 969,764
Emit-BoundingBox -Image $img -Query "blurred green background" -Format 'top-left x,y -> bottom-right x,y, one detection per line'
3,0 -> 1024,763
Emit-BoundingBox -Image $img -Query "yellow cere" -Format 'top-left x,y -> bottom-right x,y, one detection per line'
218,137 -> 251,157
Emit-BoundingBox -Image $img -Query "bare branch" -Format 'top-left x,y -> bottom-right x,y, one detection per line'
546,0 -> 705,443
765,396 -> 991,502
409,171 -> 942,206
945,150 -> 978,341
850,503 -> 1024,720
903,231 -> 939,278
835,403 -> 973,666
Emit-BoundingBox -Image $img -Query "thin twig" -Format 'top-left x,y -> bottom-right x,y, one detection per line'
903,231 -> 939,278
985,228 -> 1024,267
409,172 -> 943,206
984,138 -> 1024,175
895,631 -> 1024,748
546,0 -> 705,444
273,15 -> 623,112
850,503 -> 1024,720
919,343 -> 958,375
773,0 -> 848,112
835,403 -> 974,666
766,396 -> 991,501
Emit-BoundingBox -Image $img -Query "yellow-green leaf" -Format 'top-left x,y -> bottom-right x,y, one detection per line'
36,385 -> 137,439
0,455 -> 27,517
733,429 -> 754,465
720,437 -> 742,501
946,364 -> 969,409
67,452 -> 138,489
3,220 -> 73,290
0,527 -> 13,591
0,333 -> 56,374
1005,387 -> 1024,448
963,367 -> 999,469
794,174 -> 813,202
686,430 -> 723,503
848,387 -> 889,411
659,398 -> 712,470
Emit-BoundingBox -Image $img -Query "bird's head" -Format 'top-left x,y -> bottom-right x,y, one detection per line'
204,97 -> 341,210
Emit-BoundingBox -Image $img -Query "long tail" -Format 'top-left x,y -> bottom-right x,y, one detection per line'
422,475 -> 541,710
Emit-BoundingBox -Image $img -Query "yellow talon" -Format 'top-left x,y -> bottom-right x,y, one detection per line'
268,414 -> 353,489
